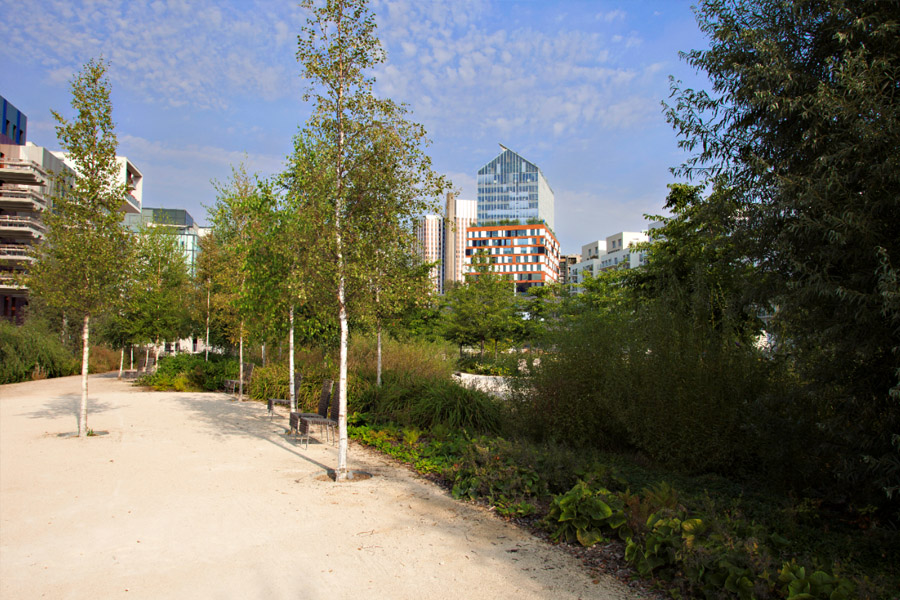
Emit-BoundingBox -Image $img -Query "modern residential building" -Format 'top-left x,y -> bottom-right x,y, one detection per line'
442,193 -> 477,290
477,144 -> 555,232
558,253 -> 582,285
54,153 -> 142,215
124,208 -> 204,274
0,142 -> 74,322
464,223 -> 560,294
1,95 -> 27,145
415,213 -> 444,294
1,91 -> 144,322
568,231 -> 649,290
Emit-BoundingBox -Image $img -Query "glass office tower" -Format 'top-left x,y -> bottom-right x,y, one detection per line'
476,145 -> 554,232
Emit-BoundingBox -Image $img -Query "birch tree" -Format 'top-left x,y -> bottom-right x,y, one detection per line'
27,58 -> 130,436
295,0 -> 447,480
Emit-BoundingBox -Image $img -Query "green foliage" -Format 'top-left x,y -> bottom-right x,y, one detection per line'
546,481 -> 628,546
441,256 -> 522,358
126,223 -> 193,347
778,562 -> 854,600
669,0 -> 900,505
135,353 -> 238,392
0,319 -> 77,383
354,372 -> 501,434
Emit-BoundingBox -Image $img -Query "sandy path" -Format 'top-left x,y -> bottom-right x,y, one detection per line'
0,374 -> 644,600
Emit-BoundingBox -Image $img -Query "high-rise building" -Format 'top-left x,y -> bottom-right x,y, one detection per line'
415,214 -> 444,294
477,144 -> 555,231
443,193 -> 476,290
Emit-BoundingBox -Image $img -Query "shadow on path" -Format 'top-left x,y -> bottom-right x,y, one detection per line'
20,393 -> 116,421
171,393 -> 333,473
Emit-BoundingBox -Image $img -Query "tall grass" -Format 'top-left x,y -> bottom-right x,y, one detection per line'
513,302 -> 806,478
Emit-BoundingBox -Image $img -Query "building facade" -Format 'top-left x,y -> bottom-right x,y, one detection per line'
476,145 -> 555,231
569,231 -> 649,290
124,208 -> 203,274
442,194 -> 477,291
464,223 -> 560,294
1,95 -> 27,146
415,214 -> 444,294
0,142 -> 74,321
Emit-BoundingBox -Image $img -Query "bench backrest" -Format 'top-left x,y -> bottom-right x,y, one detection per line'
330,381 -> 340,422
317,379 -> 333,417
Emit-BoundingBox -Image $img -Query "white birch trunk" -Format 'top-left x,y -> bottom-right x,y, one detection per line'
144,346 -> 150,373
289,305 -> 296,412
376,322 -> 382,387
238,322 -> 244,401
130,345 -> 133,371
337,272 -> 349,481
79,314 -> 90,437
262,343 -> 266,367
154,336 -> 160,373
118,347 -> 124,380
205,283 -> 210,362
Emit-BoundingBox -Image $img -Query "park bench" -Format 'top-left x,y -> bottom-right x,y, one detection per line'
224,363 -> 254,397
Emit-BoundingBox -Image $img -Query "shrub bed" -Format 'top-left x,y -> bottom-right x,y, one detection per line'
348,420 -> 898,599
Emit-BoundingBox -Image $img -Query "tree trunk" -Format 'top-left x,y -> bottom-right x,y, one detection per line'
262,343 -> 267,367
62,313 -> 68,347
118,347 -> 124,380
238,321 -> 244,401
337,274 -> 349,481
494,339 -> 498,361
144,346 -> 150,373
205,283 -> 210,362
480,339 -> 485,360
376,321 -> 382,387
79,314 -> 90,437
154,336 -> 160,372
289,305 -> 296,412
130,345 -> 133,371
335,11 -> 349,482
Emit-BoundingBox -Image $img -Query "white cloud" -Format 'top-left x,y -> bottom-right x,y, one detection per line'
597,9 -> 626,23
0,0 -> 306,110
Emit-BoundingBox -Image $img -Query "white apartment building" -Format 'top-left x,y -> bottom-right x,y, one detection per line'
569,231 -> 649,290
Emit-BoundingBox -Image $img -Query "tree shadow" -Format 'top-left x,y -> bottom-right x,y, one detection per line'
171,393 -> 333,473
20,393 -> 116,421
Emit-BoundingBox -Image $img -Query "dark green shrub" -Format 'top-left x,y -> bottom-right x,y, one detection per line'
0,318 -> 77,383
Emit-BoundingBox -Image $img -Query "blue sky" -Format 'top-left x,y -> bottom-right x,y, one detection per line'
0,0 -> 710,255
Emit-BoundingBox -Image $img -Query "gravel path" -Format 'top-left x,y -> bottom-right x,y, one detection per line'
0,373 -> 651,600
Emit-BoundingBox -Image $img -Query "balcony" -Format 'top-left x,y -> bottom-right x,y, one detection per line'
0,158 -> 48,186
0,272 -> 25,291
0,215 -> 46,239
0,186 -> 48,211
0,244 -> 33,263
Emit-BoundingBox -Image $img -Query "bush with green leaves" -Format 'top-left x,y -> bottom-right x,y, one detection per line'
0,318 -> 78,383
135,353 -> 238,391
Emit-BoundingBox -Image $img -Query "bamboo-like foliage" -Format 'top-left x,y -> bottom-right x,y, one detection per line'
27,57 -> 130,436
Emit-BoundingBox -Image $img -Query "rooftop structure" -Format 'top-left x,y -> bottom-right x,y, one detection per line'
477,145 -> 554,232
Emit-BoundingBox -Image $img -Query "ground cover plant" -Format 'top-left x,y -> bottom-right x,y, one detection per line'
347,413 -> 899,599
